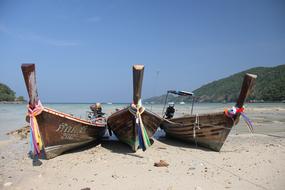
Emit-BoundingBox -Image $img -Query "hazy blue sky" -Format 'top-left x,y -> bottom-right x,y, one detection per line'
1,0 -> 284,103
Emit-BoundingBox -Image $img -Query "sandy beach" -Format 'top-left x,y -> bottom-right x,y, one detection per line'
1,0 -> 284,189
1,104 -> 285,190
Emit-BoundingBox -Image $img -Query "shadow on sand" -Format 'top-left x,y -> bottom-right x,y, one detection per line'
62,140 -> 103,155
61,134 -> 215,158
156,135 -> 213,152
100,140 -> 146,158
59,135 -> 143,158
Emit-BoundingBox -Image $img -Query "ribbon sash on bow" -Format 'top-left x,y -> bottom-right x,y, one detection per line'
225,106 -> 254,133
129,100 -> 151,151
28,100 -> 44,156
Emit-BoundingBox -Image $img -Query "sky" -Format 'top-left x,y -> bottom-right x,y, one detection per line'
0,0 -> 284,103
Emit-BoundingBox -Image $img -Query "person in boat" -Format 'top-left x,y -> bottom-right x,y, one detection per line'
165,103 -> 175,119
90,103 -> 105,118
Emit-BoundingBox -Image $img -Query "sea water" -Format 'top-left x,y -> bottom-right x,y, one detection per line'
1,102 -> 285,140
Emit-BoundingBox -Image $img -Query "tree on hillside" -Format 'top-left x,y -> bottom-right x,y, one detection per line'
0,83 -> 16,101
16,96 -> 26,102
144,64 -> 285,103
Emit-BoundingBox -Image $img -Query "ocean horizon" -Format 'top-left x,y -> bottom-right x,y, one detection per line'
1,102 -> 285,141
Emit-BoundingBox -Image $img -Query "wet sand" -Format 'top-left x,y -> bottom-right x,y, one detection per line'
0,106 -> 285,190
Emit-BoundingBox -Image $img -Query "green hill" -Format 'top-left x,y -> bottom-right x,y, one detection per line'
0,83 -> 16,101
144,64 -> 285,103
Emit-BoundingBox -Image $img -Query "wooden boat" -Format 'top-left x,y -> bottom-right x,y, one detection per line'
160,73 -> 257,151
22,64 -> 107,159
107,65 -> 163,151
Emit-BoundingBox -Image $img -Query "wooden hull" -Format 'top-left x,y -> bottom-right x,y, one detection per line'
160,112 -> 238,151
21,64 -> 108,159
107,107 -> 162,151
34,107 -> 106,159
160,73 -> 257,151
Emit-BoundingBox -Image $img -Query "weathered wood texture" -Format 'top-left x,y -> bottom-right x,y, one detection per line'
161,112 -> 234,151
21,64 -> 107,159
161,73 -> 257,151
236,73 -> 257,108
133,64 -> 144,105
107,65 -> 162,151
36,108 -> 106,159
21,64 -> 38,109
107,107 -> 162,151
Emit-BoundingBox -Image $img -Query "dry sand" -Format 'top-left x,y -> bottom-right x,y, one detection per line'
1,108 -> 285,190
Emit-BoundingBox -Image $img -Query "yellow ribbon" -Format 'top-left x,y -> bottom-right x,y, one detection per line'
28,100 -> 44,154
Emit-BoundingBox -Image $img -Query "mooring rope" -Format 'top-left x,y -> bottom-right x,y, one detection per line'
27,100 -> 44,157
193,113 -> 200,139
128,100 -> 151,151
193,113 -> 200,147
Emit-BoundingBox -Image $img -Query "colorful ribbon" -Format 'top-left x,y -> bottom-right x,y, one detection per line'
129,100 -> 151,151
225,106 -> 254,133
27,100 -> 44,156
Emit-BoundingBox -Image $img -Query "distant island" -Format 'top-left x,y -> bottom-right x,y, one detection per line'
144,64 -> 285,103
0,83 -> 26,103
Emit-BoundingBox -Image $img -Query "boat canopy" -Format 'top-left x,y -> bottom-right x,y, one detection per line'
167,90 -> 194,96
162,90 -> 195,117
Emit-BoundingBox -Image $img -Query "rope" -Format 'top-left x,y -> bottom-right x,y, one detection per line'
225,106 -> 254,133
27,100 -> 44,157
193,114 -> 200,139
128,100 -> 151,151
193,114 -> 200,147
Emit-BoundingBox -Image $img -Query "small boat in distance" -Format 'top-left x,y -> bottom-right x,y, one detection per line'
22,64 -> 107,159
160,73 -> 257,151
107,65 -> 163,151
